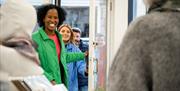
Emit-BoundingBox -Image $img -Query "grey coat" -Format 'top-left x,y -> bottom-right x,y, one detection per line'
108,1 -> 180,91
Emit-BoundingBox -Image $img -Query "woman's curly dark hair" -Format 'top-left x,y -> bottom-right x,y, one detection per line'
36,4 -> 67,27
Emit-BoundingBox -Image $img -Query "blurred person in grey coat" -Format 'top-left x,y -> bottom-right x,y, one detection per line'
0,0 -> 43,90
108,0 -> 180,91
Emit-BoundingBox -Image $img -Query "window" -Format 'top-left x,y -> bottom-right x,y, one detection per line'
62,7 -> 89,37
128,0 -> 146,23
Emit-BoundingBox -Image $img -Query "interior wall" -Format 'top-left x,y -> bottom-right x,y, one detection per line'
106,0 -> 128,90
107,0 -> 128,67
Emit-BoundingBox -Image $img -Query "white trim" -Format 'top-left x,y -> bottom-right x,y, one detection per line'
88,0 -> 96,90
106,0 -> 114,84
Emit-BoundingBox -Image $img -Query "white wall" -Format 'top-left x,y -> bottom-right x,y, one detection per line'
107,0 -> 128,67
106,0 -> 128,89
26,0 -> 54,5
113,0 -> 128,55
61,0 -> 89,7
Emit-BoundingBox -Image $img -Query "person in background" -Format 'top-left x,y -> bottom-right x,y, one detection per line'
72,27 -> 88,91
108,0 -> 180,91
58,24 -> 88,91
72,27 -> 89,53
32,4 -> 87,88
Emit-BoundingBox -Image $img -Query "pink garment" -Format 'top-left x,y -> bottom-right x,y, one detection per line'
48,34 -> 61,62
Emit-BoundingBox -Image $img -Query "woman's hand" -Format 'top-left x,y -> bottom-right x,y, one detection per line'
84,51 -> 88,57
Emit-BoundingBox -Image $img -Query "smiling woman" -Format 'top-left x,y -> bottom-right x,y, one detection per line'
58,24 -> 74,44
32,4 -> 87,88
58,24 -> 88,91
43,8 -> 59,35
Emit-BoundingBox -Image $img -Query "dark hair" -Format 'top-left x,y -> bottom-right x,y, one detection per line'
147,0 -> 168,12
36,4 -> 66,27
72,27 -> 81,34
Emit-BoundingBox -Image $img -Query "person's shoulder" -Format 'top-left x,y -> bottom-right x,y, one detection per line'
32,30 -> 40,38
32,29 -> 43,43
32,30 -> 39,35
69,43 -> 81,52
66,43 -> 76,49
125,11 -> 180,45
128,14 -> 151,29
32,27 -> 44,37
130,11 -> 178,29
66,44 -> 80,52
66,43 -> 74,47
127,12 -> 164,34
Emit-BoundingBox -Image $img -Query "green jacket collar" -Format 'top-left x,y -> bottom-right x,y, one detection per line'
39,27 -> 49,40
39,27 -> 62,41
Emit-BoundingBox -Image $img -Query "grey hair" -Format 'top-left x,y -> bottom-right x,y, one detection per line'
72,27 -> 81,34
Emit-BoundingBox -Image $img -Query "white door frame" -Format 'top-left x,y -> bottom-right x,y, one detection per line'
88,0 -> 96,90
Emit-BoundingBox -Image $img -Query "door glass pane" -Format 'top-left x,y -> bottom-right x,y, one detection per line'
62,0 -> 107,91
94,0 -> 107,91
128,0 -> 146,23
136,0 -> 146,17
62,0 -> 89,38
63,7 -> 89,37
61,0 -> 90,90
27,0 -> 54,5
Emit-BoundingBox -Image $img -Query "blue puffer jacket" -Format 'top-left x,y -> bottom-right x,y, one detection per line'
66,43 -> 88,91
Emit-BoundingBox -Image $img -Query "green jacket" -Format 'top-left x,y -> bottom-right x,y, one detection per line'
32,27 -> 85,87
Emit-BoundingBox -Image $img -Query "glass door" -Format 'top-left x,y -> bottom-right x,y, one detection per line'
89,0 -> 107,91
60,0 -> 107,90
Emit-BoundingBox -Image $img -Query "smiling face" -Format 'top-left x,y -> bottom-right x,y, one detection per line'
43,9 -> 59,33
73,32 -> 81,45
59,26 -> 72,43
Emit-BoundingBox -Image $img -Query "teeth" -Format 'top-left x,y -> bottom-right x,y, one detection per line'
49,24 -> 55,27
